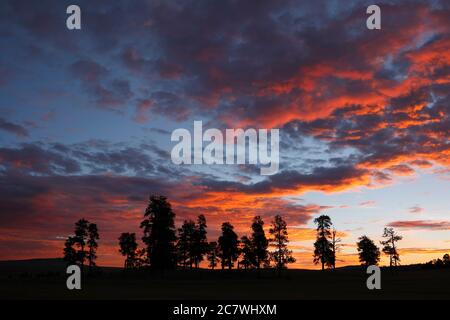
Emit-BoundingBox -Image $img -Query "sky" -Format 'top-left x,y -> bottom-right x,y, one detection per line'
0,0 -> 449,268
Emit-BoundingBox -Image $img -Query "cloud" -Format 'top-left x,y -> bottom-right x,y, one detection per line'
0,141 -> 181,177
359,201 -> 376,208
0,143 -> 80,174
398,248 -> 450,255
133,92 -> 190,123
199,165 -> 372,196
387,164 -> 415,176
0,118 -> 29,137
408,206 -> 424,214
409,159 -> 433,168
388,220 -> 450,230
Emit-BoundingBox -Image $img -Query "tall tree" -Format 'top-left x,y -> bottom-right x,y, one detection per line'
192,214 -> 208,269
313,215 -> 333,271
251,216 -> 269,273
239,235 -> 255,270
63,237 -> 77,265
269,215 -> 295,277
330,228 -> 341,269
140,195 -> 177,272
218,222 -> 239,270
177,220 -> 196,269
381,227 -> 402,267
63,219 -> 99,271
357,235 -> 380,266
73,218 -> 89,268
87,223 -> 99,271
119,232 -> 138,269
207,241 -> 220,269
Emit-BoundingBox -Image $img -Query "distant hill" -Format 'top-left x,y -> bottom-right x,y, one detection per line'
0,258 -> 67,274
0,258 -> 361,273
0,258 -> 120,275
0,259 -> 448,299
0,258 -> 427,276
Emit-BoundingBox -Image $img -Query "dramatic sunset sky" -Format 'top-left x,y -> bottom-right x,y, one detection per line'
0,0 -> 449,268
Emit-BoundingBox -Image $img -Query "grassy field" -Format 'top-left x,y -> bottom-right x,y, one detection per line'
0,259 -> 449,299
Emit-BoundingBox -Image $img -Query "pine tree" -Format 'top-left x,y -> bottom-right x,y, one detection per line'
330,228 -> 341,269
207,241 -> 220,269
74,218 -> 89,268
140,195 -> 177,272
177,220 -> 196,269
218,222 -> 239,270
192,214 -> 208,269
269,215 -> 295,277
63,237 -> 77,265
381,227 -> 402,267
357,235 -> 380,266
251,216 -> 269,273
313,215 -> 333,271
240,235 -> 255,270
119,232 -> 138,269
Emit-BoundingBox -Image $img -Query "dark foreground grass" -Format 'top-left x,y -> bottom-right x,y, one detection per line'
0,259 -> 449,299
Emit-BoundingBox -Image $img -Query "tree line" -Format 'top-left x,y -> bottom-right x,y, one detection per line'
63,195 -> 296,275
117,196 -> 296,276
312,215 -> 404,269
423,254 -> 450,269
63,195 -> 428,273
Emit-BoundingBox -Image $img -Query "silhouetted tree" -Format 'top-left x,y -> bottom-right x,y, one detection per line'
381,227 -> 402,267
192,214 -> 208,269
330,228 -> 341,269
313,215 -> 333,271
218,222 -> 239,270
251,216 -> 269,274
87,223 -> 99,271
63,237 -> 77,265
176,215 -> 208,269
269,215 -> 295,277
63,219 -> 99,271
207,241 -> 220,269
424,253 -> 450,269
239,235 -> 255,270
140,195 -> 177,273
433,254 -> 450,269
357,235 -> 380,266
73,218 -> 89,268
119,232 -> 138,269
443,253 -> 450,266
177,220 -> 196,269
